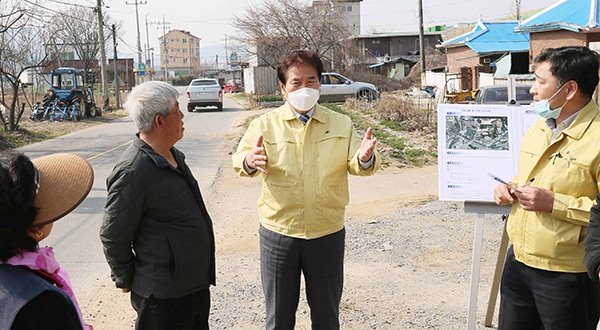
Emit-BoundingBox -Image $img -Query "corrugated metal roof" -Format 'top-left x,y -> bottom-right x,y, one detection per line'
516,0 -> 599,32
441,21 -> 530,54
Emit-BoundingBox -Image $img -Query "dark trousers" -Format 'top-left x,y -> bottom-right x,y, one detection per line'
499,246 -> 600,330
259,225 -> 345,330
131,289 -> 210,330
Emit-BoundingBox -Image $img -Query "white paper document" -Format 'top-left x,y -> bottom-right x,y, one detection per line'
437,104 -> 539,202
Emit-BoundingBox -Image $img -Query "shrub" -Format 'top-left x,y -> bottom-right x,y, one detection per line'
258,95 -> 283,102
369,94 -> 436,132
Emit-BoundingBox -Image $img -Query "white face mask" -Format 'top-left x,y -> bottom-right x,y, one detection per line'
284,87 -> 320,111
530,83 -> 568,119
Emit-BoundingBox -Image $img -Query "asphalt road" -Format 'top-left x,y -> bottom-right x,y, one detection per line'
17,87 -> 246,300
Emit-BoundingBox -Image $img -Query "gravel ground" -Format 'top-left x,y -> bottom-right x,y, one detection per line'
82,111 -> 508,329
82,186 -> 508,330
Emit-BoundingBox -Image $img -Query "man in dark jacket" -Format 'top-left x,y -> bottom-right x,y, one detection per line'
100,81 -> 216,330
585,198 -> 600,281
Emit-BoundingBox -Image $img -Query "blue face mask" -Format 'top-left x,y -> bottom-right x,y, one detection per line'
530,83 -> 568,119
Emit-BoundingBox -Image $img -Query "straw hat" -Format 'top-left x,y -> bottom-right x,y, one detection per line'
31,153 -> 94,225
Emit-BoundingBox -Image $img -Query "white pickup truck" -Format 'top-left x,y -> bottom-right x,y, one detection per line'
186,78 -> 223,112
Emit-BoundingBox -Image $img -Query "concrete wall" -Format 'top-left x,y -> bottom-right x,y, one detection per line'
243,66 -> 279,95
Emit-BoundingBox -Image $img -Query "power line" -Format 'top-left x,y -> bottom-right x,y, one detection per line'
45,0 -> 95,9
22,0 -> 96,24
117,36 -> 138,51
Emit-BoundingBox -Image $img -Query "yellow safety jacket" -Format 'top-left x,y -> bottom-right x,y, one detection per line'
233,103 -> 380,239
508,100 -> 600,272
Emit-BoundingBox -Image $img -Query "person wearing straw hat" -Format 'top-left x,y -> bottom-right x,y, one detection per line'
0,152 -> 94,330
100,81 -> 216,330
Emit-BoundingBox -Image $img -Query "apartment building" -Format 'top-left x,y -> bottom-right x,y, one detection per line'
158,29 -> 201,78
311,0 -> 362,36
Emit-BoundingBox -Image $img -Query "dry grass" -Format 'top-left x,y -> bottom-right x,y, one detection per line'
369,93 -> 437,133
0,109 -> 128,151
325,98 -> 437,167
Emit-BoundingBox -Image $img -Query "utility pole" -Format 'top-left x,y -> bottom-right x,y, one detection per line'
418,0 -> 426,86
155,15 -> 170,81
145,13 -> 151,66
225,35 -> 229,70
96,0 -> 109,110
112,24 -> 121,109
126,0 -> 147,84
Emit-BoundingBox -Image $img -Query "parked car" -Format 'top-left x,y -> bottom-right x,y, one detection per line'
186,78 -> 223,111
319,73 -> 380,103
223,79 -> 243,93
472,85 -> 533,105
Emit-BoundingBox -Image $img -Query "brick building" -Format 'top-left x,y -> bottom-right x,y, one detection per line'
516,0 -> 600,63
440,20 -> 530,91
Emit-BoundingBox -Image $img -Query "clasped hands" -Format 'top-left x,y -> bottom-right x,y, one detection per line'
245,127 -> 378,174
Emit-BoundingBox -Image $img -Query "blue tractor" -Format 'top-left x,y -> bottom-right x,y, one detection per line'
31,67 -> 100,121
50,67 -> 101,118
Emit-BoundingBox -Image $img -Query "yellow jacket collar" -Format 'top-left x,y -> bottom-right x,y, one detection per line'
560,100 -> 599,140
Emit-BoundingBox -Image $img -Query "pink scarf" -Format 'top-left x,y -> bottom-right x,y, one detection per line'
3,247 -> 92,330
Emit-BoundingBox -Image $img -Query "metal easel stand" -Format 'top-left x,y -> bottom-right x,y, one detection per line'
463,201 -> 511,330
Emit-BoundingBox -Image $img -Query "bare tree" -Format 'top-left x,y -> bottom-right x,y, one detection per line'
48,6 -> 119,85
232,0 -> 360,72
0,2 -> 50,132
0,5 -> 26,33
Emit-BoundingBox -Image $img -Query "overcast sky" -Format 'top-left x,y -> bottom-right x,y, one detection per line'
97,0 -> 560,66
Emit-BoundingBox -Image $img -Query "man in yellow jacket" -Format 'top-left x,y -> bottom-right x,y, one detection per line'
494,46 -> 600,329
233,50 -> 379,329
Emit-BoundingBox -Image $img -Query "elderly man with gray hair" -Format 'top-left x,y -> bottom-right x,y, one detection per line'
100,81 -> 216,330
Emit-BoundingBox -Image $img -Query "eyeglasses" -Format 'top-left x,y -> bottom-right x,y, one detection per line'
33,165 -> 41,195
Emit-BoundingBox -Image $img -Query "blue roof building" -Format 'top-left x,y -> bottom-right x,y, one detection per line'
516,0 -> 600,33
442,20 -> 530,54
515,0 -> 600,64
440,20 -> 531,90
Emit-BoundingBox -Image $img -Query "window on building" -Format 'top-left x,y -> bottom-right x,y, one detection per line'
176,39 -> 180,42
173,58 -> 177,62
183,39 -> 187,43
372,40 -> 380,44
183,58 -> 188,64
183,48 -> 188,54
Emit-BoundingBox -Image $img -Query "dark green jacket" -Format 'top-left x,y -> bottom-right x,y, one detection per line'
100,135 -> 215,299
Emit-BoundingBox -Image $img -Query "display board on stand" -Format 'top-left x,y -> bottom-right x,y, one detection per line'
437,103 -> 539,329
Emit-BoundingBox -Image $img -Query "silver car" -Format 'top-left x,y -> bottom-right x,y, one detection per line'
473,85 -> 533,105
319,73 -> 380,103
186,78 -> 223,111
